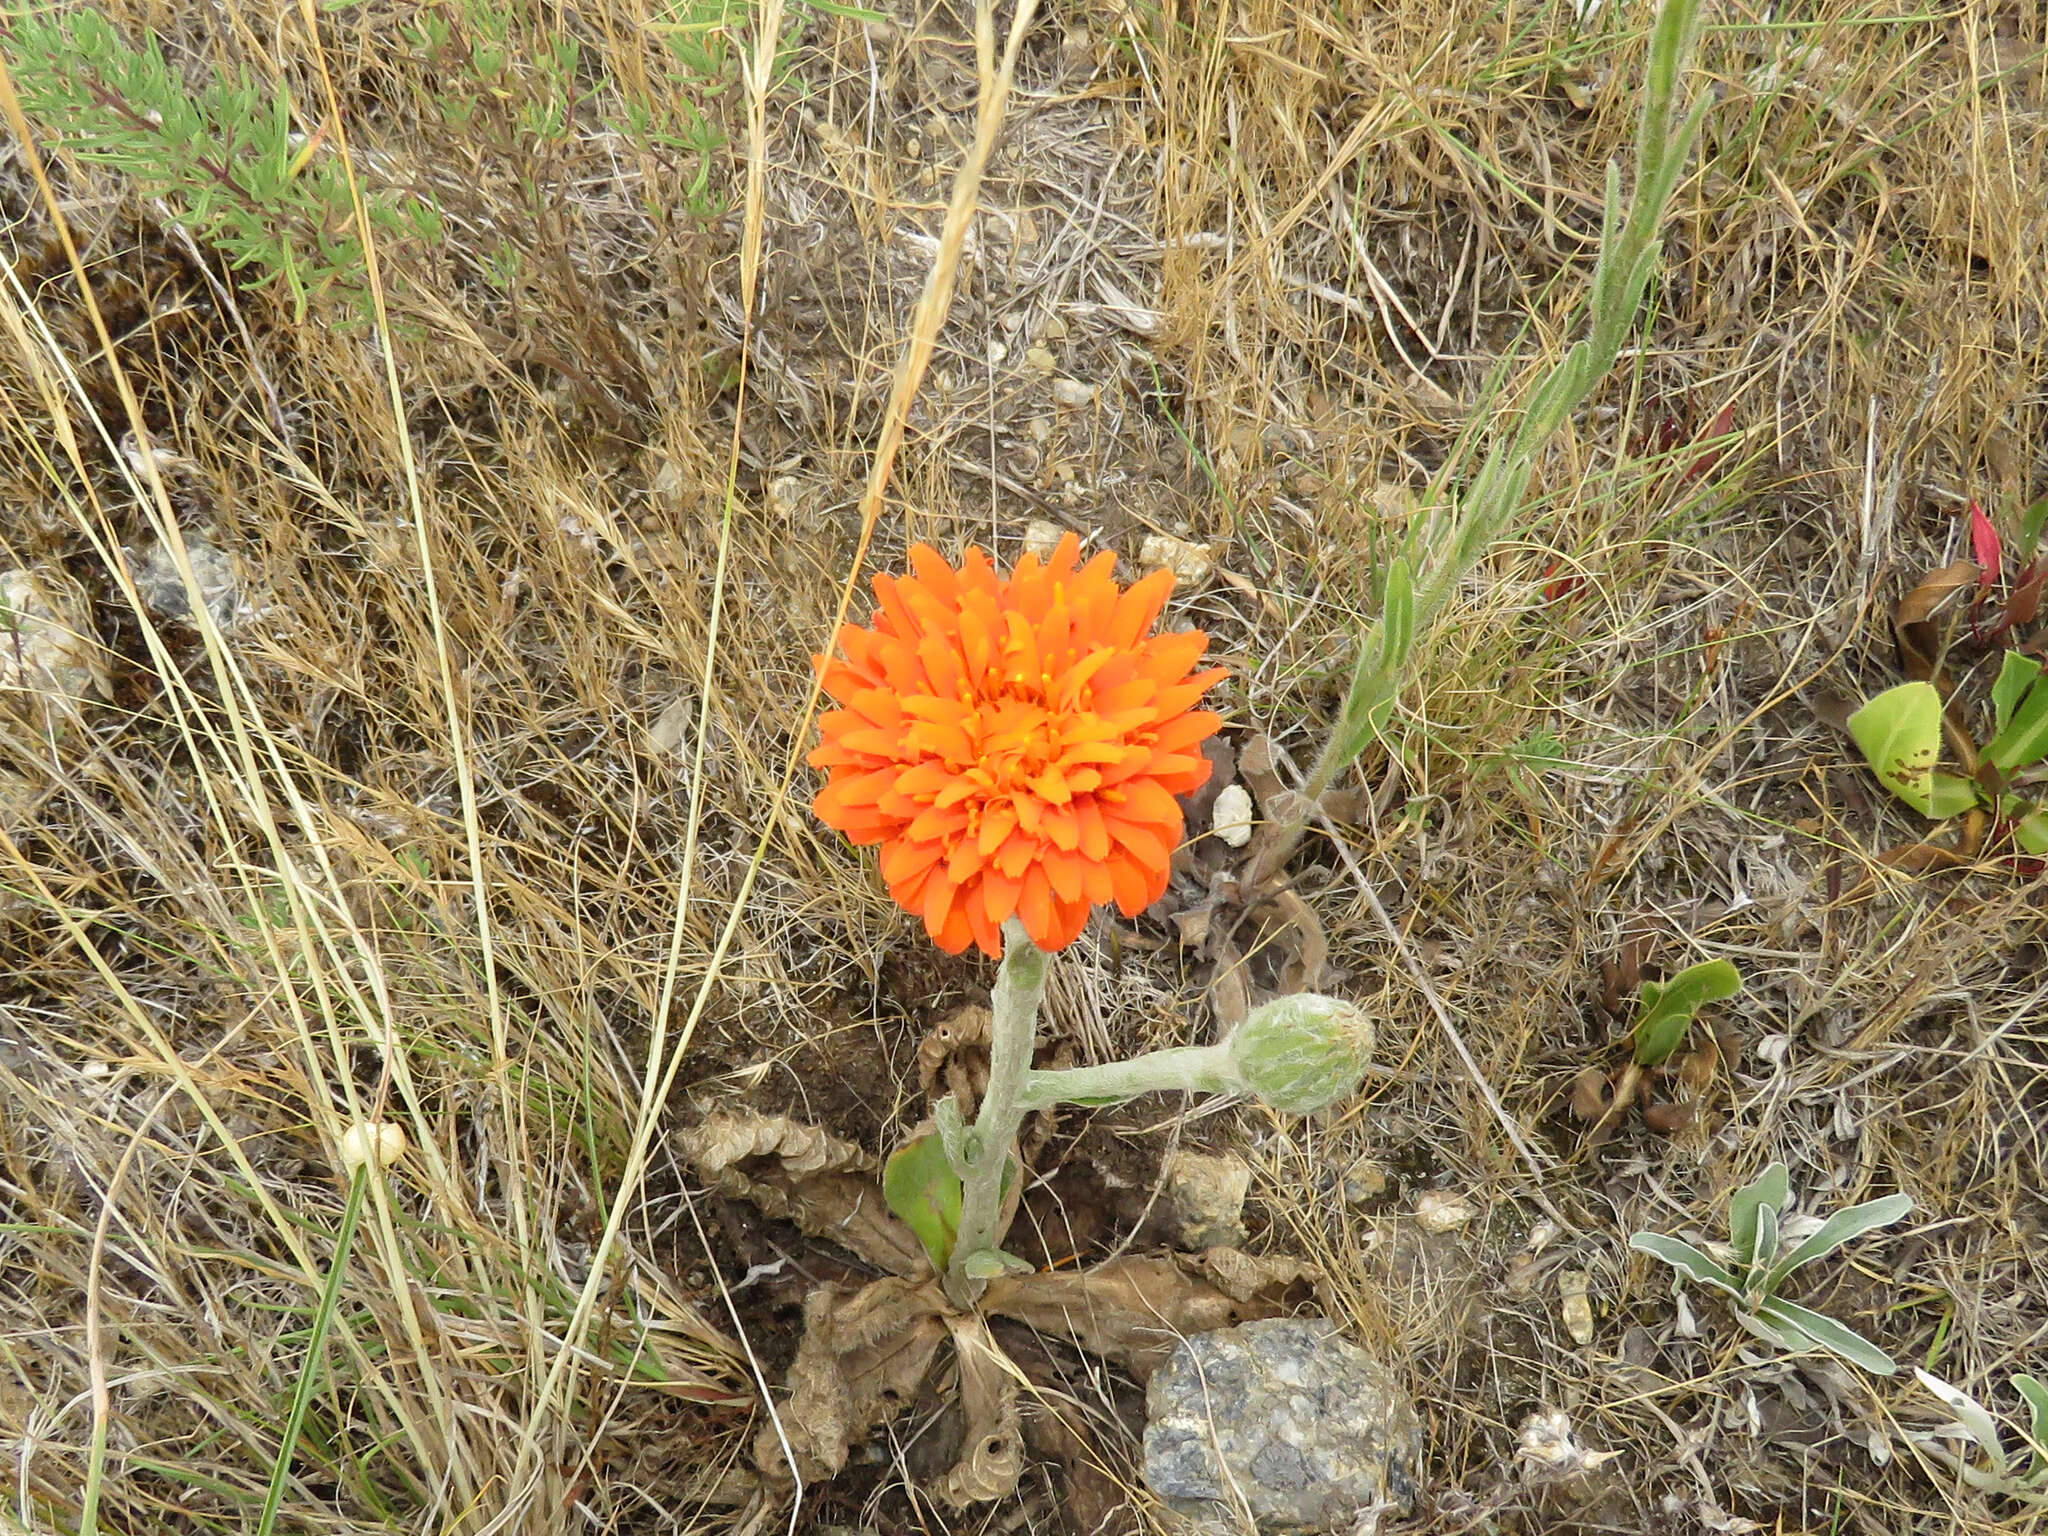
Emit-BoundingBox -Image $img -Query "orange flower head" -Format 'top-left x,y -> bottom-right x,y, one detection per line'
810,533 -> 1226,956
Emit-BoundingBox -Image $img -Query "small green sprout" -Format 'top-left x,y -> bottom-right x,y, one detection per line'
1631,958 -> 1743,1069
1631,1163 -> 1912,1374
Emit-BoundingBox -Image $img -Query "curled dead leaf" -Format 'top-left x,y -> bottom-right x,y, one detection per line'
755,1276 -> 949,1482
681,1112 -> 926,1277
1875,841 -> 1973,873
937,1314 -> 1025,1506
1207,942 -> 1251,1031
1641,1100 -> 1693,1134
1894,560 -> 1978,681
983,1252 -> 1300,1381
1568,1067 -> 1610,1122
918,1005 -> 993,1113
1267,887 -> 1329,993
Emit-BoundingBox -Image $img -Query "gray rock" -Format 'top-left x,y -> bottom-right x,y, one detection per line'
1143,1316 -> 1423,1532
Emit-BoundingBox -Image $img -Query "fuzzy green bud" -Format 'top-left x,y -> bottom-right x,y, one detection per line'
1223,993 -> 1374,1113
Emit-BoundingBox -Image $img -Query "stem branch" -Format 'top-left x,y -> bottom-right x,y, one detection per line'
1013,1045 -> 1241,1111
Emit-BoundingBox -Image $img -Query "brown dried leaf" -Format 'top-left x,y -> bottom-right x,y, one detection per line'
936,1314 -> 1024,1506
918,1005 -> 992,1113
1895,560 -> 1978,680
1896,560 -> 1980,628
1810,691 -> 1860,736
1642,1100 -> 1694,1134
2006,566 -> 2047,630
1236,733 -> 1285,806
983,1253 -> 1295,1381
1182,735 -> 1237,830
1022,1399 -> 1134,1536
1207,941 -> 1251,1030
755,1276 -> 949,1482
681,1112 -> 926,1277
1876,840 -> 1973,872
1187,1245 -> 1314,1303
1568,1067 -> 1611,1121
1267,887 -> 1329,992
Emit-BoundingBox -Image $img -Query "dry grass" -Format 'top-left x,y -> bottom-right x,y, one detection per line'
1,0 -> 2045,1532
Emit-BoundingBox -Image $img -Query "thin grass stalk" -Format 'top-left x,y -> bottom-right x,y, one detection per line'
0,46 -> 455,1504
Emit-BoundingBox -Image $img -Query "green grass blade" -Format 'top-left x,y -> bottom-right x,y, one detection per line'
255,1168 -> 369,1536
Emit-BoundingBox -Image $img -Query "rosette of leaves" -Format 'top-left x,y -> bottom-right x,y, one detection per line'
1631,1163 -> 1912,1374
1846,496 -> 2048,861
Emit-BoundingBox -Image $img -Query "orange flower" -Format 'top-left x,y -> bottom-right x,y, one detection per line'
811,534 -> 1226,956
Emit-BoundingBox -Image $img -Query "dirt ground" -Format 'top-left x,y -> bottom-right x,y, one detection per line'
2,0 -> 2045,1532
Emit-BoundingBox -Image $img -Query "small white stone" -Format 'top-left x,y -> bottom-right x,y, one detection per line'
1211,783 -> 1255,848
338,1120 -> 406,1173
1021,520 -> 1065,561
1051,377 -> 1097,408
1139,531 -> 1214,586
1414,1189 -> 1477,1232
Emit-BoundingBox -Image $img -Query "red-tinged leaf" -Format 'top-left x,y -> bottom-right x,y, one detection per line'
1541,558 -> 1585,605
1682,402 -> 1739,484
1969,501 -> 2002,587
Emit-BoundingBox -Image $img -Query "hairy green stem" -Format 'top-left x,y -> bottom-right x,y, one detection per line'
946,918 -> 1047,1306
1014,1045 -> 1242,1111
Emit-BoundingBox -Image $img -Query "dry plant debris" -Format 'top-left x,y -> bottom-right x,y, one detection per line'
0,0 -> 2044,1531
682,1108 -> 1303,1505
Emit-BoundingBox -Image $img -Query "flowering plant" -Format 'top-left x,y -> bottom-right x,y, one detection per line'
811,532 -> 1226,954
813,535 -> 1373,1299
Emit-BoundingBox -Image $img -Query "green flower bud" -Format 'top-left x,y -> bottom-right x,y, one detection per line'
1224,993 -> 1374,1113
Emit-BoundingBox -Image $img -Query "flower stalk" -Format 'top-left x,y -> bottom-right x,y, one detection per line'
1014,1046 -> 1241,1110
946,918 -> 1048,1306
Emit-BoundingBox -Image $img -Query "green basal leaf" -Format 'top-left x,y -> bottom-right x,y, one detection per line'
1988,666 -> 2048,773
1848,682 -> 1961,816
882,1134 -> 962,1274
1992,653 -> 2044,737
2013,806 -> 2048,857
1928,772 -> 1980,817
1915,1368 -> 2009,1465
2021,495 -> 2048,559
1752,1200 -> 1780,1279
1762,1191 -> 1913,1292
1630,958 -> 1742,1067
1732,1305 -> 1807,1354
2015,1374 -> 2048,1467
1729,1163 -> 1789,1267
1629,1232 -> 1743,1296
1756,1297 -> 1898,1375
